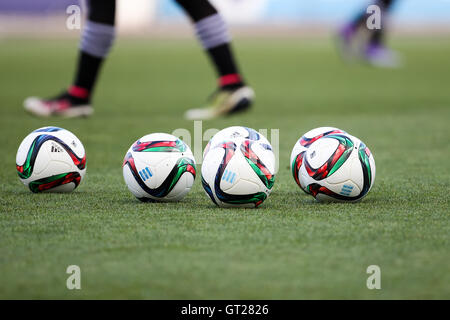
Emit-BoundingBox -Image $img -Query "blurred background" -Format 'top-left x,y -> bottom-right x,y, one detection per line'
1,1 -> 450,300
1,0 -> 450,36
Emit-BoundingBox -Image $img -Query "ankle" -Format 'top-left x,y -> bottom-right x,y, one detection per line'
68,85 -> 90,101
218,74 -> 244,90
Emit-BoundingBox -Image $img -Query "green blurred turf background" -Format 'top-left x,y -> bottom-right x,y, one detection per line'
0,37 -> 449,299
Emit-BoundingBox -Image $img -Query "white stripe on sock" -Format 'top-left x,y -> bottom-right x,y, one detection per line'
194,14 -> 231,50
80,21 -> 115,58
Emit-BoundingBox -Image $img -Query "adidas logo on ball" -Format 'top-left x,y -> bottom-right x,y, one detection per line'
51,143 -> 63,153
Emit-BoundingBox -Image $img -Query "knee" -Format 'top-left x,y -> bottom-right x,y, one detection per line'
87,0 -> 116,26
174,0 -> 217,22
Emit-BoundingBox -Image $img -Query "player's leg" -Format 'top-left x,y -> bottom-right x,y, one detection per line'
340,0 -> 394,41
337,0 -> 400,67
175,0 -> 254,120
363,0 -> 401,67
24,0 -> 116,118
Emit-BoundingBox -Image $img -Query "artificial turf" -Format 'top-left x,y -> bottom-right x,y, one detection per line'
0,36 -> 449,299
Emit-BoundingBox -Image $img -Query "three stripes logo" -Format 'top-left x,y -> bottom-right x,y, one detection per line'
340,184 -> 354,196
51,143 -> 63,153
222,169 -> 236,184
139,167 -> 153,182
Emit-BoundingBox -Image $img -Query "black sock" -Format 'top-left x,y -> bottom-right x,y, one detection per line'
72,51 -> 103,98
208,44 -> 244,90
69,0 -> 116,101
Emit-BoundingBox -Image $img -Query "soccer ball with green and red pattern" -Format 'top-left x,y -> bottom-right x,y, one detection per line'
201,134 -> 275,208
297,132 -> 376,202
122,133 -> 196,202
16,127 -> 86,193
291,127 -> 346,193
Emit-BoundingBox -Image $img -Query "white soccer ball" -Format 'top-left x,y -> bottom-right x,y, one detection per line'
291,127 -> 346,193
201,136 -> 275,208
122,133 -> 196,202
298,132 -> 376,202
203,126 -> 270,158
16,126 -> 86,193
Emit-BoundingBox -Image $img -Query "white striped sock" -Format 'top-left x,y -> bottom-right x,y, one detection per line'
80,21 -> 115,58
194,14 -> 231,50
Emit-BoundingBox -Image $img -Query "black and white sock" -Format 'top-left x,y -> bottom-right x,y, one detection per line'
70,0 -> 116,102
176,0 -> 245,90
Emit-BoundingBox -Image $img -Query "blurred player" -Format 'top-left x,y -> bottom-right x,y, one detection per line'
24,0 -> 253,119
337,0 -> 401,67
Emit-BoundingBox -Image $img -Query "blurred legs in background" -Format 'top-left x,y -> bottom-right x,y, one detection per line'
176,0 -> 254,120
337,0 -> 402,68
24,0 -> 253,119
72,0 -> 116,102
24,0 -> 114,117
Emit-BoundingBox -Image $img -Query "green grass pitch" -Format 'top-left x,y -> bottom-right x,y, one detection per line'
0,37 -> 449,299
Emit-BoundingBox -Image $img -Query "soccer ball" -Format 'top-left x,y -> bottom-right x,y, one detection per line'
297,132 -> 376,202
291,127 -> 346,193
16,126 -> 86,193
201,136 -> 275,208
203,126 -> 270,158
122,133 -> 196,202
